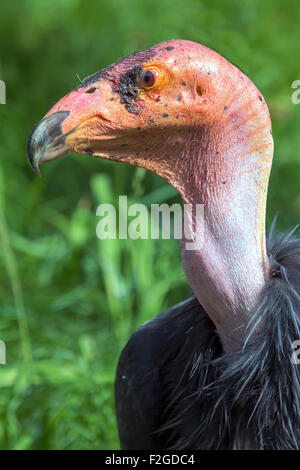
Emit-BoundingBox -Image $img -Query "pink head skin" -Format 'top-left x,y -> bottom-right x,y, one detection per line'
27,40 -> 274,351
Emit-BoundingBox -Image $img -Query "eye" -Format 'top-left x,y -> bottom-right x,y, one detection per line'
140,69 -> 158,89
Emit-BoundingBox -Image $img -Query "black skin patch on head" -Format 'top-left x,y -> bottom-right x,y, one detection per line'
75,46 -> 157,92
165,46 -> 175,51
162,113 -> 169,118
74,44 -> 159,96
224,105 -> 228,110
75,67 -> 111,90
117,65 -> 143,114
177,95 -> 181,102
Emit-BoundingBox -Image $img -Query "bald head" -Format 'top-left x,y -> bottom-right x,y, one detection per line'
28,40 -> 272,193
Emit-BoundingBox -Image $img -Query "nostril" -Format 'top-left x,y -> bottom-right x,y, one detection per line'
85,87 -> 97,94
196,86 -> 204,96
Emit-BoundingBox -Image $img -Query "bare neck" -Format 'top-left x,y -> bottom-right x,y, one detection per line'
177,107 -> 274,352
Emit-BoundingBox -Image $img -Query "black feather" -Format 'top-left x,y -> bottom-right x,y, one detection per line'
115,227 -> 300,449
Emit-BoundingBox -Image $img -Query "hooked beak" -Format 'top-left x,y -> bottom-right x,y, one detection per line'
27,111 -> 73,176
27,111 -> 73,175
27,70 -> 120,175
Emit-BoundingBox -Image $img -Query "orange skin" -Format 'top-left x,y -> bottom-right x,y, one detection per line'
28,40 -> 274,351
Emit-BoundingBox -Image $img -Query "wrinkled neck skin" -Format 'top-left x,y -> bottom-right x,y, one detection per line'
174,108 -> 274,352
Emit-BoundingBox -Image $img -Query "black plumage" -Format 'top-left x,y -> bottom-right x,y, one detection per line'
115,225 -> 300,449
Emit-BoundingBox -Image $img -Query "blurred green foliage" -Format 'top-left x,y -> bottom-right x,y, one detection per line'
0,0 -> 300,450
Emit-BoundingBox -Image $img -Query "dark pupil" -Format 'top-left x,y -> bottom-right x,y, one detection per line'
142,71 -> 155,86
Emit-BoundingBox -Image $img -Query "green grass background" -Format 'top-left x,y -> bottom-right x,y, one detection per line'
0,0 -> 300,449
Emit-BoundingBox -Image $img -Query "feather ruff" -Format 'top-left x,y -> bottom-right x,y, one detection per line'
160,226 -> 300,449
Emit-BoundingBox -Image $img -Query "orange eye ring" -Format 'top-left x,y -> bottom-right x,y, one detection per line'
140,68 -> 159,90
